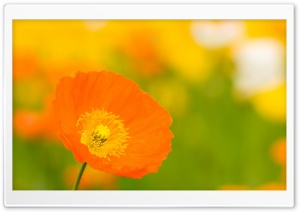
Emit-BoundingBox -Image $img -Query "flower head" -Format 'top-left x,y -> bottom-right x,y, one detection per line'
53,71 -> 173,178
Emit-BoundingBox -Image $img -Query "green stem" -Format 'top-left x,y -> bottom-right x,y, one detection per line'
72,162 -> 87,190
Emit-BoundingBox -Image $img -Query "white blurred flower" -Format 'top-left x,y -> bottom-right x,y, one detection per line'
233,38 -> 285,97
190,21 -> 245,49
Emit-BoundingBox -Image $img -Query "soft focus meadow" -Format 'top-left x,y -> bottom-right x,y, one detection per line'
13,20 -> 286,190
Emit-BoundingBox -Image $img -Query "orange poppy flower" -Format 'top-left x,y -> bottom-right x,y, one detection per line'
53,71 -> 173,178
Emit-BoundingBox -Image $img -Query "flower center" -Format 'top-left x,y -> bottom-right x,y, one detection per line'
92,125 -> 110,146
77,109 -> 129,159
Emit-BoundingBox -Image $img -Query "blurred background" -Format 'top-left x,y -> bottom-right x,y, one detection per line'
13,20 -> 286,190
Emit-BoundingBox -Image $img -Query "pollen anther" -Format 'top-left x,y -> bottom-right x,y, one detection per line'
77,109 -> 129,159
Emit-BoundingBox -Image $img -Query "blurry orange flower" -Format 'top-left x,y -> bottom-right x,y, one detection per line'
13,96 -> 59,141
53,71 -> 173,178
64,164 -> 117,190
219,183 -> 286,190
118,27 -> 162,76
256,182 -> 286,190
271,138 -> 286,167
270,138 -> 286,182
13,50 -> 39,80
100,21 -> 164,77
14,110 -> 44,138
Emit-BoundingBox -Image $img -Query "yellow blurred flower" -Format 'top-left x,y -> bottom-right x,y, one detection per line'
13,20 -> 110,67
245,20 -> 286,44
158,21 -> 212,83
251,83 -> 286,122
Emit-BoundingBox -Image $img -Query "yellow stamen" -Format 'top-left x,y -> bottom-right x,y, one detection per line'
77,109 -> 129,159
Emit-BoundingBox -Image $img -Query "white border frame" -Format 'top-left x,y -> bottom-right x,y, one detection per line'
3,4 -> 294,207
